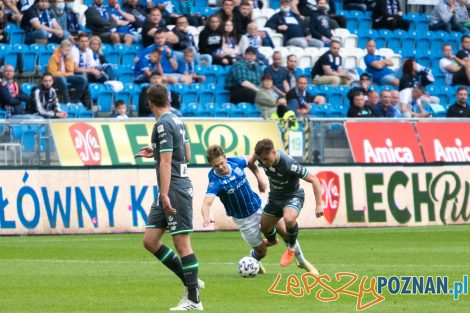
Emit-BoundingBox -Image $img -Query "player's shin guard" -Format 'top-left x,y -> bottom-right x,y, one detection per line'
264,228 -> 277,244
181,254 -> 200,303
250,249 -> 262,261
286,223 -> 299,248
154,245 -> 185,285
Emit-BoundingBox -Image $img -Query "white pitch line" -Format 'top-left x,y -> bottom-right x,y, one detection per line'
0,258 -> 461,269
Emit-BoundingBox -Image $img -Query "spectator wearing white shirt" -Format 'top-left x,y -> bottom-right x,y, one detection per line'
439,44 -> 470,85
399,85 -> 431,118
72,33 -> 109,83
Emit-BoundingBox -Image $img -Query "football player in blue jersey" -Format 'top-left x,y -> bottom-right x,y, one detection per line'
201,145 -> 318,274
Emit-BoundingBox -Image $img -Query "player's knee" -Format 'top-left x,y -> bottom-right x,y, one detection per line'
283,214 -> 297,227
143,237 -> 158,253
260,224 -> 271,234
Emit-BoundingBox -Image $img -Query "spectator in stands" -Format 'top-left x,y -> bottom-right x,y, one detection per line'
177,48 -> 206,84
366,90 -> 380,107
456,34 -> 470,61
21,0 -> 65,44
113,99 -> 128,119
264,51 -> 290,97
440,44 -> 470,85
391,89 -> 400,107
372,0 -> 410,31
122,0 -> 147,31
30,74 -> 67,118
221,20 -> 241,65
50,0 -> 80,42
0,2 -> 8,43
166,16 -> 196,54
233,1 -> 252,35
375,89 -> 401,117
293,0 -> 346,28
309,0 -> 334,46
311,40 -> 352,85
108,0 -> 139,44
47,39 -> 87,104
255,74 -> 286,119
198,15 -> 225,65
225,47 -> 263,104
347,91 -> 379,118
73,33 -> 109,83
137,30 -> 180,83
344,0 -> 376,12
134,48 -> 163,83
447,86 -> 470,117
85,0 -> 133,45
2,0 -> 23,25
89,35 -> 118,80
364,39 -> 399,87
142,8 -> 168,48
19,0 -> 35,12
266,0 -> 323,48
239,22 -> 269,65
0,64 -> 28,116
400,58 -> 428,91
286,54 -> 298,88
217,0 -> 235,23
139,72 -> 180,117
170,0 -> 204,27
286,76 -> 325,116
347,73 -> 372,101
455,0 -> 470,32
400,85 -> 431,118
429,0 -> 464,32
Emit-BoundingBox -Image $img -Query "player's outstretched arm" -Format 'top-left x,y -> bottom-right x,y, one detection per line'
247,154 -> 267,193
160,152 -> 176,215
201,196 -> 216,227
304,172 -> 324,218
134,146 -> 154,159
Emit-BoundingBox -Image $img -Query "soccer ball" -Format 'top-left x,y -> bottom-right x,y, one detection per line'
237,256 -> 260,278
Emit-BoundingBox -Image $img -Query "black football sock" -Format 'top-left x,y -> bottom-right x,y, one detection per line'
154,245 -> 185,285
181,254 -> 199,303
265,228 -> 277,244
286,223 -> 299,248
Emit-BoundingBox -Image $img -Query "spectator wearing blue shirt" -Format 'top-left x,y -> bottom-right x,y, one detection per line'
107,0 -> 139,44
177,48 -> 206,84
134,48 -> 162,83
364,39 -> 399,87
374,90 -> 401,117
311,40 -> 352,85
263,51 -> 290,97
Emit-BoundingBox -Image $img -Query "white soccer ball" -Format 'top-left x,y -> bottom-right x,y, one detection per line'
237,256 -> 260,278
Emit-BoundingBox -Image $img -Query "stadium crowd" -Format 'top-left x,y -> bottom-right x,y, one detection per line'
1,0 -> 470,124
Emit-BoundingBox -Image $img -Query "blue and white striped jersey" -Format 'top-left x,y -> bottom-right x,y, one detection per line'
206,157 -> 262,218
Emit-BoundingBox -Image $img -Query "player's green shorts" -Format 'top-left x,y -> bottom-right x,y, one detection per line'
263,191 -> 305,219
146,187 -> 194,235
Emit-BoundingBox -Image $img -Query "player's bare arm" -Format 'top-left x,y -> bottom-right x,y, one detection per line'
304,172 -> 324,218
134,146 -> 154,158
160,151 -> 176,215
247,154 -> 267,193
185,142 -> 191,163
201,196 -> 216,227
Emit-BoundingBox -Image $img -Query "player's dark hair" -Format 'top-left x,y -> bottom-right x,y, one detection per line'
254,139 -> 274,157
206,145 -> 225,163
147,84 -> 169,108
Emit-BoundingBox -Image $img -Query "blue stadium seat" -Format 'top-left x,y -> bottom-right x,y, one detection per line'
121,51 -> 137,65
401,36 -> 415,51
114,91 -> 131,104
124,84 -> 142,111
20,83 -> 36,96
5,52 -> 19,69
29,43 -> 46,53
215,90 -> 230,104
181,90 -> 198,106
88,83 -> 103,101
22,130 -> 37,153
38,52 -> 52,74
386,35 -> 400,51
46,43 -> 59,52
105,51 -> 120,65
181,103 -> 198,117
97,90 -> 114,112
21,51 -> 37,74
78,111 -> 94,118
199,91 -> 215,104
8,30 -> 25,45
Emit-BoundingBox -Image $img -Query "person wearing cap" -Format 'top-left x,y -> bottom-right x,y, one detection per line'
347,73 -> 372,101
225,47 -> 263,104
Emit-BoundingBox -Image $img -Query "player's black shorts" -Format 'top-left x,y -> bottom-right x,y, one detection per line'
146,187 -> 194,235
263,191 -> 305,219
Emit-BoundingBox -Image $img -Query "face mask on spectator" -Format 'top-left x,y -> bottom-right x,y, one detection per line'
56,3 -> 65,10
280,6 -> 290,13
66,2 -> 74,10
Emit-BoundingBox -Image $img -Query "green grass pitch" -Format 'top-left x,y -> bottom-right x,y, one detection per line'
0,226 -> 469,312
